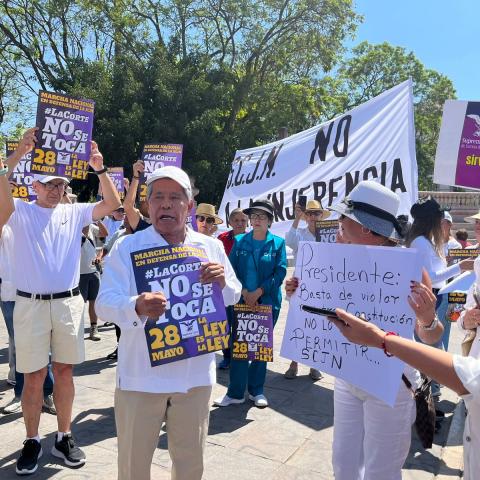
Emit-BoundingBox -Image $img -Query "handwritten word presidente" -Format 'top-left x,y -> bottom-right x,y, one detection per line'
224,158 -> 406,226
299,244 -> 399,286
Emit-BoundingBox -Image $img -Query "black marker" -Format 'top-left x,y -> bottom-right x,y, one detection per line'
301,305 -> 338,318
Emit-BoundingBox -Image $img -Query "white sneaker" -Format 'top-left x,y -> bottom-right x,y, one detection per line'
2,396 -> 22,414
248,394 -> 269,408
213,395 -> 245,407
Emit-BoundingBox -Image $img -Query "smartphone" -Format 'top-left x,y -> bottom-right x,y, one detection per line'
297,195 -> 307,211
301,304 -> 338,318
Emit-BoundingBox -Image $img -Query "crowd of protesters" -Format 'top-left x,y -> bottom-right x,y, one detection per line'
0,129 -> 479,480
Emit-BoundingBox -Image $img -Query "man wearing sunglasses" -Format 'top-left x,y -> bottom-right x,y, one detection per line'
284,199 -> 330,381
0,129 -> 121,475
195,203 -> 223,237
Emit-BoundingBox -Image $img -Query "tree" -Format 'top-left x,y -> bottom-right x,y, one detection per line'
323,41 -> 456,190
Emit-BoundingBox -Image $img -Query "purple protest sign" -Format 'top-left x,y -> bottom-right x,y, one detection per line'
32,90 -> 94,180
186,207 -> 198,231
455,102 -> 480,189
232,304 -> 273,362
107,167 -> 124,200
5,141 -> 36,201
315,220 -> 339,243
131,244 -> 228,366
138,143 -> 183,201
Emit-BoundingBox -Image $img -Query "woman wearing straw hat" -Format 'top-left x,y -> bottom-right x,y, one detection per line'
214,198 -> 287,408
284,199 -> 330,381
195,203 -> 223,237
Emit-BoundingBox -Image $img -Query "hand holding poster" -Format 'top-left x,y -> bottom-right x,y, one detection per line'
232,304 -> 273,362
32,90 -> 94,179
280,242 -> 422,406
131,244 -> 228,366
5,141 -> 36,201
138,143 -> 183,201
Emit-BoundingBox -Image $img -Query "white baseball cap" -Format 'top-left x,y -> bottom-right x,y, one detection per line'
33,174 -> 70,184
145,166 -> 192,199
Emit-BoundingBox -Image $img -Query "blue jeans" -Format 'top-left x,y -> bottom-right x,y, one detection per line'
1,300 -> 54,398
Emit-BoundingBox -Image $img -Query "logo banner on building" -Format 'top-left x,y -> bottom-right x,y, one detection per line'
219,80 -> 418,237
434,100 -> 480,190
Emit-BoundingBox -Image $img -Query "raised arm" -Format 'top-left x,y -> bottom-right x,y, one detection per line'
90,141 -> 122,221
332,308 -> 469,396
123,160 -> 143,231
0,128 -> 37,229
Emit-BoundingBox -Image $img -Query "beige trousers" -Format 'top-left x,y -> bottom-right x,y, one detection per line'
115,385 -> 212,480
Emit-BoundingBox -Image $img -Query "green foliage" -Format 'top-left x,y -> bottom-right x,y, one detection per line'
0,1 -> 456,201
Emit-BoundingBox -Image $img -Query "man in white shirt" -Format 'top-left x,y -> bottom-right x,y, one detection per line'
96,166 -> 241,480
0,129 -> 121,475
284,199 -> 329,380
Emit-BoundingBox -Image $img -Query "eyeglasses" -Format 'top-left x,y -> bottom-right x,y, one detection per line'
305,211 -> 323,217
44,182 -> 66,192
250,213 -> 268,220
196,215 -> 215,224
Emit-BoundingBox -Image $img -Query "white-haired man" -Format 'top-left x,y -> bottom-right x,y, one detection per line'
0,128 -> 121,475
96,166 -> 241,480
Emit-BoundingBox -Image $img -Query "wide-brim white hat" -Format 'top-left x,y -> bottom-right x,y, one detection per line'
328,180 -> 403,241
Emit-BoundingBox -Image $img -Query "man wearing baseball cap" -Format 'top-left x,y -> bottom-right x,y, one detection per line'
95,165 -> 241,480
0,128 -> 121,475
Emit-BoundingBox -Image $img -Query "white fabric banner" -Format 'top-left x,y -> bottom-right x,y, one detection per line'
280,242 -> 422,406
219,80 -> 418,237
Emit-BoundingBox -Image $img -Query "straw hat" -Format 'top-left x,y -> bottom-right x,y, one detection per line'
305,199 -> 330,219
196,203 -> 223,224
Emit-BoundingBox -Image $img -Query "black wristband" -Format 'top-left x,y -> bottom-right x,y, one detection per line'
94,167 -> 108,175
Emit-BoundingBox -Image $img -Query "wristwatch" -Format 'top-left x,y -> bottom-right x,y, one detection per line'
421,315 -> 439,331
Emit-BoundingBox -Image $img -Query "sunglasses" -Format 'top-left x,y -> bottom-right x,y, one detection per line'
196,215 -> 215,224
305,211 -> 323,217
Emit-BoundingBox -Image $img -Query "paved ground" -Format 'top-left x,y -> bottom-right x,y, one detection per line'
0,270 -> 465,479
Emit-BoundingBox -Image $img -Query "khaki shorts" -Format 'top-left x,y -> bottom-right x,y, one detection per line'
14,294 -> 85,373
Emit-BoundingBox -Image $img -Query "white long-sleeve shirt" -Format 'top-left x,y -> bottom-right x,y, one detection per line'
95,226 -> 242,393
285,225 -> 314,262
453,355 -> 480,480
410,236 -> 461,289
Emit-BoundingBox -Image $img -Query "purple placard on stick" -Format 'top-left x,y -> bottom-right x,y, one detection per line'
455,102 -> 480,188
232,304 -> 273,362
32,90 -> 94,180
107,167 -> 124,200
131,244 -> 228,367
138,143 -> 183,201
5,141 -> 36,201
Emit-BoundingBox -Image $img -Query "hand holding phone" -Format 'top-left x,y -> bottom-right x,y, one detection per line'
301,304 -> 338,318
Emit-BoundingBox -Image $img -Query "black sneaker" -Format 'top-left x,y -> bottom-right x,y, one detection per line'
16,439 -> 42,475
51,434 -> 86,467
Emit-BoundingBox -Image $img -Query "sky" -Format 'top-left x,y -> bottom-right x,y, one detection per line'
351,0 -> 478,101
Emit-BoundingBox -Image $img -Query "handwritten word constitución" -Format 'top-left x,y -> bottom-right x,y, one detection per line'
289,315 -> 379,371
297,243 -> 414,327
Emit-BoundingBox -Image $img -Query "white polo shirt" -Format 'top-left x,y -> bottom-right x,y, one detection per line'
95,226 -> 242,393
7,199 -> 96,294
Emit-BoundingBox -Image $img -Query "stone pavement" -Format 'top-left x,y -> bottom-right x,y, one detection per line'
0,272 -> 465,479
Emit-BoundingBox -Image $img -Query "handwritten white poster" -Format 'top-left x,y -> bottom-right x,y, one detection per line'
280,242 -> 422,406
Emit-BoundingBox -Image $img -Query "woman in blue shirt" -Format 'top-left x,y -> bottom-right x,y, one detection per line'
214,199 -> 287,408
